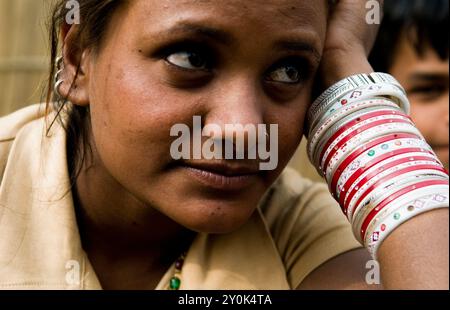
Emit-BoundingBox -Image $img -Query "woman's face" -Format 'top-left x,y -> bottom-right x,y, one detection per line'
84,0 -> 327,233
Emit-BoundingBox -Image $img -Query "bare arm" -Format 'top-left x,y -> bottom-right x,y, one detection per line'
377,208 -> 449,289
297,209 -> 448,289
304,0 -> 449,290
297,248 -> 381,290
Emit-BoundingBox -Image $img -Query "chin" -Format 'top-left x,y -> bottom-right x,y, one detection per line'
176,198 -> 259,234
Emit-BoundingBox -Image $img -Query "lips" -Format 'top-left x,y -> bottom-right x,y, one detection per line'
180,160 -> 261,191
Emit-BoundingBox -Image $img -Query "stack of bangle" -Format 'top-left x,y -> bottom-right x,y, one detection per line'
306,73 -> 449,259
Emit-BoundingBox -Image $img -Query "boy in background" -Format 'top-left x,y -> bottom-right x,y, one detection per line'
370,0 -> 449,169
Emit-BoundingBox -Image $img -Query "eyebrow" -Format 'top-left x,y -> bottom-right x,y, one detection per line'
165,23 -> 233,45
274,40 -> 321,63
162,22 -> 321,62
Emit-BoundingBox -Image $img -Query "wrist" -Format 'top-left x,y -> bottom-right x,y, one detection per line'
306,70 -> 449,261
319,49 -> 374,89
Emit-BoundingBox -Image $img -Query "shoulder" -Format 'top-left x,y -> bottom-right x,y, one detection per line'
0,104 -> 47,184
259,167 -> 363,288
0,104 -> 46,141
259,166 -> 335,230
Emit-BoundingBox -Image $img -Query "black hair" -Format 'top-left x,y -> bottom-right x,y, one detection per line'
46,0 -> 126,187
369,0 -> 449,72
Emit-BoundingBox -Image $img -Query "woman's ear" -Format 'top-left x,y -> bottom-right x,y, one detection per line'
58,25 -> 91,107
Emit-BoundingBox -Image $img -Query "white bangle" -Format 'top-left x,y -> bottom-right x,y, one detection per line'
307,72 -> 407,133
317,83 -> 410,123
364,187 -> 449,259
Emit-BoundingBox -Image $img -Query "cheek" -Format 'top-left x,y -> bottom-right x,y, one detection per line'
409,103 -> 435,138
279,117 -> 305,164
269,103 -> 309,168
87,58 -> 195,179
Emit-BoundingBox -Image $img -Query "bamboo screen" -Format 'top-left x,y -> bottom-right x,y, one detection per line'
0,0 -> 50,116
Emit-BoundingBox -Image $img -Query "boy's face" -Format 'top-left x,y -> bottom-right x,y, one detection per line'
390,36 -> 449,169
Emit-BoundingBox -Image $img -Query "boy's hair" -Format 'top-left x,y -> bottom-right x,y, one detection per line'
369,0 -> 449,72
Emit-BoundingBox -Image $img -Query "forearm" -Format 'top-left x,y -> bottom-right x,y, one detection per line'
317,57 -> 449,290
377,208 -> 449,289
319,49 -> 374,89
309,0 -> 449,290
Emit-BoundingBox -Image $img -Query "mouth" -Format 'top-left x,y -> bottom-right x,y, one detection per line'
178,160 -> 262,191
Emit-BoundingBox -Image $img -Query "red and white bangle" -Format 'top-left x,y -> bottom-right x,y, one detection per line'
347,160 -> 446,223
316,110 -> 413,174
364,187 -> 449,258
324,125 -> 424,183
306,73 -> 449,259
334,138 -> 432,202
361,181 -> 449,244
340,150 -> 437,215
344,156 -> 443,220
351,173 -> 449,238
307,99 -> 399,166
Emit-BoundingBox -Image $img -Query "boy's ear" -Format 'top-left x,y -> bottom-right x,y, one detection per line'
57,25 -> 91,107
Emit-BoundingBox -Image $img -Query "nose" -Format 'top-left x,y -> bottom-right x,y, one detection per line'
201,75 -> 266,159
203,75 -> 265,139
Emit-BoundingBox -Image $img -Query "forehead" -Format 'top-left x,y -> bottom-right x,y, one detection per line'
124,0 -> 328,47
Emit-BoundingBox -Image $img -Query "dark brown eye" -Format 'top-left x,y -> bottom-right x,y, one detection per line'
271,65 -> 300,83
166,51 -> 208,70
266,60 -> 306,84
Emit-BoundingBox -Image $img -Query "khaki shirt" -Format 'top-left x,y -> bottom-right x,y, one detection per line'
0,104 -> 362,289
